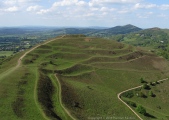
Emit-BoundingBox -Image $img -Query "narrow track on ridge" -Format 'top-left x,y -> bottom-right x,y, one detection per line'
0,35 -> 65,81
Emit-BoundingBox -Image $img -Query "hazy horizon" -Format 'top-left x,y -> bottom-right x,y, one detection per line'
0,0 -> 169,28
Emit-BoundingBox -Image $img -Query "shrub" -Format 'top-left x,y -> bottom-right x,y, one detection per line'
149,91 -> 155,97
140,78 -> 145,83
137,92 -> 147,98
122,91 -> 134,98
126,101 -> 136,107
136,105 -> 146,115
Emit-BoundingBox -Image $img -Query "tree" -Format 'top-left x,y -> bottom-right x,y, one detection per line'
136,105 -> 146,115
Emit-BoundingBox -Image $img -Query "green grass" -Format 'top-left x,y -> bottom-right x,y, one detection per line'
0,51 -> 13,57
0,51 -> 24,73
49,74 -> 74,120
122,80 -> 169,120
24,35 -> 169,120
0,66 -> 45,120
0,35 -> 169,120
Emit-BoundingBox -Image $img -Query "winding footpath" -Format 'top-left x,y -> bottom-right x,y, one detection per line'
117,78 -> 168,120
17,35 -> 76,120
0,36 -> 65,81
55,74 -> 76,120
17,35 -> 65,67
2,35 -> 168,120
0,35 -> 76,120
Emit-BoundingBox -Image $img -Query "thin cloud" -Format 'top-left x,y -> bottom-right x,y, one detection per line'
0,0 -> 169,28
136,12 -> 153,19
160,4 -> 169,10
134,3 -> 157,9
89,0 -> 141,7
53,0 -> 87,7
4,6 -> 19,12
27,5 -> 42,12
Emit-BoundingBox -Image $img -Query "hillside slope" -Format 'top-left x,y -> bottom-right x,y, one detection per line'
0,35 -> 169,120
111,28 -> 169,60
22,35 -> 169,120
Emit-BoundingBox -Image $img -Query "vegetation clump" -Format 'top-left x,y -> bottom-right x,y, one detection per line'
122,91 -> 134,98
137,91 -> 147,98
126,101 -> 137,107
149,91 -> 155,97
140,78 -> 147,83
136,105 -> 146,115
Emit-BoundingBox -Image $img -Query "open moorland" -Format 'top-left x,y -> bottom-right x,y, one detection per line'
0,35 -> 169,120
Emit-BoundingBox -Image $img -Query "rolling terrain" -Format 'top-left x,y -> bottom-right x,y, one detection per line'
111,27 -> 169,60
0,34 -> 169,120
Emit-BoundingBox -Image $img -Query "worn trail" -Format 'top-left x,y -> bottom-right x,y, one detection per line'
117,78 -> 168,120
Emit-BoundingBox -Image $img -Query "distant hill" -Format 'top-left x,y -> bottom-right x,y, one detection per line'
50,24 -> 142,36
0,24 -> 142,36
52,28 -> 98,35
112,27 -> 169,47
87,24 -> 142,37
111,28 -> 169,59
0,27 -> 58,35
0,28 -> 29,35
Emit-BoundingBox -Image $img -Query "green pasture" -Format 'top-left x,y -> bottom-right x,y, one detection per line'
0,51 -> 13,56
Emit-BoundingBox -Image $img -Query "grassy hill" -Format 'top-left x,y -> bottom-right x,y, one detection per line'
111,28 -> 169,60
88,24 -> 142,37
0,35 -> 169,120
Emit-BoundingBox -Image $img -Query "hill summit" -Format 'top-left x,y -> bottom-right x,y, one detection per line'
104,24 -> 142,34
88,24 -> 142,37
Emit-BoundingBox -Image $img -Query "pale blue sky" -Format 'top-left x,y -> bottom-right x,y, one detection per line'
0,0 -> 169,28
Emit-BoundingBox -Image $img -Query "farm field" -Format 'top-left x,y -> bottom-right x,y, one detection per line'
0,35 -> 169,120
0,51 -> 13,57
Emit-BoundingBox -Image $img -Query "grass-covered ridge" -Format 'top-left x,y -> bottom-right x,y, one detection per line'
0,35 -> 169,120
23,35 -> 169,120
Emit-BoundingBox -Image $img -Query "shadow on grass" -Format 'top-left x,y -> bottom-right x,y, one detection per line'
152,94 -> 156,97
145,113 -> 156,119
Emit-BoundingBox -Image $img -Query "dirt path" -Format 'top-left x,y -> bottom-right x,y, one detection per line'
117,78 -> 168,120
0,36 -> 65,81
0,35 -> 65,120
17,35 -> 65,67
28,35 -> 75,120
34,69 -> 50,120
54,74 -> 76,120
17,35 -> 75,120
